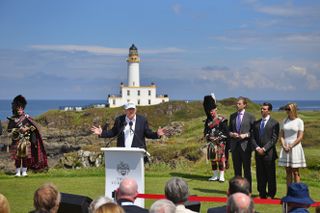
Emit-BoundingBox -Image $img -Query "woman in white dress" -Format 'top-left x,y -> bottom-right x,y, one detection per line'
278,103 -> 306,188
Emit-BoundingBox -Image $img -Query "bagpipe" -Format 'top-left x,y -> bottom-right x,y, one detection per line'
7,117 -> 34,158
205,119 -> 228,145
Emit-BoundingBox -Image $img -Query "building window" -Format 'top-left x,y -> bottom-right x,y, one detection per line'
138,100 -> 140,105
127,99 -> 130,103
137,90 -> 140,96
127,90 -> 130,96
148,99 -> 151,105
113,99 -> 116,105
148,90 -> 151,96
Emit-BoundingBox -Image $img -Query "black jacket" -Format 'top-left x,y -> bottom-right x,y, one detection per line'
100,114 -> 159,150
251,117 -> 280,161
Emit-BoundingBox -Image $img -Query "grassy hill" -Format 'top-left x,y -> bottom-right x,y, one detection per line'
0,99 -> 319,212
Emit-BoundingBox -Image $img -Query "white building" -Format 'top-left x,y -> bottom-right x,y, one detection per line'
108,44 -> 169,108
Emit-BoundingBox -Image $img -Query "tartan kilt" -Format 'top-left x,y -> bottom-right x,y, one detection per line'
207,141 -> 226,161
10,140 -> 32,160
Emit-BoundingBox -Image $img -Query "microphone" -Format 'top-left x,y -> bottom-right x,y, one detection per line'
129,121 -> 134,133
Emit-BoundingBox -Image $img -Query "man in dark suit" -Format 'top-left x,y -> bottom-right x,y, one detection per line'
116,178 -> 148,213
207,176 -> 250,213
91,102 -> 166,150
229,97 -> 255,192
251,102 -> 279,199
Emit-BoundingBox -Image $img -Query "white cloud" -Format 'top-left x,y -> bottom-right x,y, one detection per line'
280,33 -> 320,43
287,65 -> 307,76
30,45 -> 185,55
245,1 -> 320,18
199,59 -> 320,92
30,45 -> 127,55
172,4 -> 182,15
255,5 -> 301,17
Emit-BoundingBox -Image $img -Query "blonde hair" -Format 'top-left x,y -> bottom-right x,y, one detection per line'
34,183 -> 60,213
0,193 -> 10,213
94,202 -> 125,213
286,103 -> 298,119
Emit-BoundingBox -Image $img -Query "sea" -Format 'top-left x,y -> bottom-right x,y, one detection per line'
0,99 -> 320,121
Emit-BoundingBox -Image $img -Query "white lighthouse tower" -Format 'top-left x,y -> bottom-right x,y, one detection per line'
127,44 -> 140,87
108,44 -> 169,108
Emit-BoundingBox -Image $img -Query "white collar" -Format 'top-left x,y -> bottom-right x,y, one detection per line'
125,115 -> 136,123
121,201 -> 134,206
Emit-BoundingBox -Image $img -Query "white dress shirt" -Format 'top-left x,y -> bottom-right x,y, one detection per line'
124,115 -> 136,148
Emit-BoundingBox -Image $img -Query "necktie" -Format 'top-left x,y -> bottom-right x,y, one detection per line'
260,119 -> 265,135
236,112 -> 242,133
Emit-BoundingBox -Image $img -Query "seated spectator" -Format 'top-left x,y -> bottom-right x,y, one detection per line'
94,202 -> 125,213
226,192 -> 254,213
149,199 -> 176,213
164,177 -> 197,213
207,176 -> 250,213
0,193 -> 10,213
116,178 -> 148,213
281,183 -> 314,213
89,196 -> 113,213
31,183 -> 60,213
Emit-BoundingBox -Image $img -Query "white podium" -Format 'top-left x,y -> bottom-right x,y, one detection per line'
101,147 -> 146,207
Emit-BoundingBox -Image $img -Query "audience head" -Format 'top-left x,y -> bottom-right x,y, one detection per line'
281,183 -> 314,211
116,178 -> 139,202
33,183 -> 60,213
228,176 -> 250,196
93,202 -> 124,213
89,196 -> 113,213
164,177 -> 189,204
149,199 -> 176,213
0,193 -> 10,213
227,192 -> 254,213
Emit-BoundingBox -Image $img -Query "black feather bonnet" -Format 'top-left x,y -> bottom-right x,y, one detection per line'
203,93 -> 217,117
12,95 -> 27,114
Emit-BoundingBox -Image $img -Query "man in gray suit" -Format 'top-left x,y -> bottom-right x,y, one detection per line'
229,97 -> 255,192
251,102 -> 279,199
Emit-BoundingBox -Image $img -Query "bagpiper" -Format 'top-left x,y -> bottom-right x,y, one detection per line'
7,95 -> 48,176
203,93 -> 229,182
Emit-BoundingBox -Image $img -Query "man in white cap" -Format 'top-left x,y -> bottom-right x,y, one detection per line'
91,102 -> 166,151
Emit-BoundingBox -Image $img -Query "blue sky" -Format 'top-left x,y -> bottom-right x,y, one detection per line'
0,0 -> 319,100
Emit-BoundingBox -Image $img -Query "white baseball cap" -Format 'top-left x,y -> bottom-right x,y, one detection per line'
124,102 -> 136,110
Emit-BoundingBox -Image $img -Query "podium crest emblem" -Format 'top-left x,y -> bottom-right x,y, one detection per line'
117,161 -> 130,176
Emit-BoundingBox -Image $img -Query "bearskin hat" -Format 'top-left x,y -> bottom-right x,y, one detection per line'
203,93 -> 217,117
12,95 -> 27,110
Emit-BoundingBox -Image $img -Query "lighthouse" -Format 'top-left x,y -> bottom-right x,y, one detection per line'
107,44 -> 169,107
127,44 -> 140,87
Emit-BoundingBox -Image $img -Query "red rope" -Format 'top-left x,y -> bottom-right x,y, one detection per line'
137,193 -> 320,207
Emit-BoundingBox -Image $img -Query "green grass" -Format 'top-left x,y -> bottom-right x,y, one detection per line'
1,100 -> 319,212
1,152 -> 319,213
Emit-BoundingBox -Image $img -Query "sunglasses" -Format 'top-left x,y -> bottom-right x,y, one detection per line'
285,108 -> 291,111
